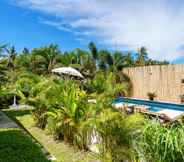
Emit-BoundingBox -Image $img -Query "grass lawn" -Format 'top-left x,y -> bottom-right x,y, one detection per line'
4,109 -> 98,162
0,128 -> 49,162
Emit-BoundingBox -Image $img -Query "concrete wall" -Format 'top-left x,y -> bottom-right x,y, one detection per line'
123,64 -> 184,103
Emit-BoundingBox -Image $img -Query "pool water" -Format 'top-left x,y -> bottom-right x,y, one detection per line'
114,98 -> 184,112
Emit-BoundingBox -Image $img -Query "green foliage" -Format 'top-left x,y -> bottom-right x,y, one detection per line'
136,47 -> 148,66
0,65 -> 8,88
0,91 -> 16,109
85,72 -> 129,99
16,72 -> 42,99
0,129 -> 49,162
5,45 -> 17,70
16,48 -> 31,71
0,42 -> 173,162
88,42 -> 98,61
94,110 -> 145,162
139,122 -> 184,162
28,78 -> 56,128
31,44 -> 61,74
147,92 -> 157,100
45,81 -> 88,144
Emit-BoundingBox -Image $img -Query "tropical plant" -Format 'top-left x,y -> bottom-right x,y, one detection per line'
88,42 -> 98,69
31,44 -> 61,74
46,81 -> 88,143
94,109 -> 145,162
136,47 -> 148,66
0,64 -> 8,88
16,48 -> 31,71
98,50 -> 113,71
139,122 -> 184,162
26,77 -> 53,128
147,92 -> 157,101
0,44 -> 7,57
86,72 -> 130,100
16,72 -> 42,101
5,45 -> 17,70
0,90 -> 16,109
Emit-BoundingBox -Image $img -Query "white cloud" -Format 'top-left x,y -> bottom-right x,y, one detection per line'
40,19 -> 72,32
11,0 -> 184,61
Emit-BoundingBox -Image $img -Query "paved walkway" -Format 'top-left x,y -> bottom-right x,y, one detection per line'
0,111 -> 19,129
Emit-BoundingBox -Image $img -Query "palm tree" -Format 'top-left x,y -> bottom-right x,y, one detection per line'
0,44 -> 8,87
5,46 -> 17,70
98,50 -> 113,71
31,44 -> 61,74
0,44 -> 7,57
22,47 -> 30,55
0,65 -> 7,88
112,51 -> 124,71
136,47 -> 148,66
88,42 -> 98,69
16,48 -> 31,71
123,52 -> 134,67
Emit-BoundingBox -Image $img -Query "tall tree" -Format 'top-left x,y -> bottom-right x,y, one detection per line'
16,48 -> 31,71
98,50 -> 114,71
31,44 -> 61,73
123,52 -> 134,67
112,51 -> 124,71
0,44 -> 7,57
5,46 -> 17,70
88,42 -> 98,69
136,47 -> 148,66
0,44 -> 8,87
22,47 -> 30,55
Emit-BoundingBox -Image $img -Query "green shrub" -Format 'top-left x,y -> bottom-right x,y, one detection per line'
139,122 -> 184,162
0,91 -> 18,109
94,110 -> 145,162
147,92 -> 157,100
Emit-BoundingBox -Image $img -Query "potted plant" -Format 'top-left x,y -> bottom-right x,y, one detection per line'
147,92 -> 157,101
180,94 -> 184,103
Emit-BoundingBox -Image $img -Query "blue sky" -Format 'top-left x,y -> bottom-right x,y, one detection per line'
1,0 -> 184,63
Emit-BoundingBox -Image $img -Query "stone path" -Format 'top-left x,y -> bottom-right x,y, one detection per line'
0,111 -> 19,129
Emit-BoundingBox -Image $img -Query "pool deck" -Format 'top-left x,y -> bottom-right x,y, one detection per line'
113,98 -> 184,121
121,97 -> 184,106
157,109 -> 184,120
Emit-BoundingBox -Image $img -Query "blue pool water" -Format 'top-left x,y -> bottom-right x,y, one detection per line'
113,98 -> 184,112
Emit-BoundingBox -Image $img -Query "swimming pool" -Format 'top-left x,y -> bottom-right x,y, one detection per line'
113,98 -> 184,112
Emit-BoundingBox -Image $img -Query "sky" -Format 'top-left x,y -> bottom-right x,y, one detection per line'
1,0 -> 184,63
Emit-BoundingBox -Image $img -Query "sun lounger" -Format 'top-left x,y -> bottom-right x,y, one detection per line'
157,109 -> 184,121
113,103 -> 124,108
134,105 -> 149,113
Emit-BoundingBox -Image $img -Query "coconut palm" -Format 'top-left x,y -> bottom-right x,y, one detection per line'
0,65 -> 8,88
136,47 -> 148,66
5,46 -> 17,70
0,44 -> 7,57
31,44 -> 61,74
88,42 -> 98,69
16,48 -> 31,71
98,50 -> 113,71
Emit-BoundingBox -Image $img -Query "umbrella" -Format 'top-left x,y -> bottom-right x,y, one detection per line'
52,67 -> 84,79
